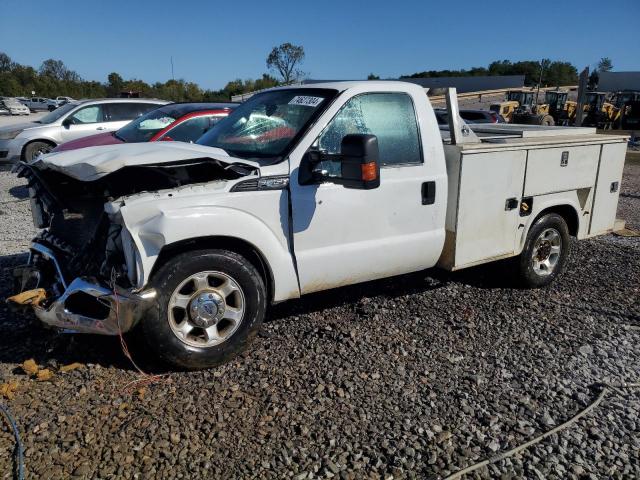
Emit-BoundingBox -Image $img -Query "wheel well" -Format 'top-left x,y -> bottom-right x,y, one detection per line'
150,236 -> 275,302
533,205 -> 579,236
21,139 -> 57,160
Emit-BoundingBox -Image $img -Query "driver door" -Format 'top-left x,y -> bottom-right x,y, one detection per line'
289,91 -> 445,294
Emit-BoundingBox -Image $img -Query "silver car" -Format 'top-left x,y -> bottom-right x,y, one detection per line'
0,98 -> 169,162
1,98 -> 31,116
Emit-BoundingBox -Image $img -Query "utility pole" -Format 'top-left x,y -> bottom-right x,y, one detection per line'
170,56 -> 174,81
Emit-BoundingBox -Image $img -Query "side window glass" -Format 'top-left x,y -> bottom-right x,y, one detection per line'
138,103 -> 160,116
161,117 -> 211,143
106,103 -> 144,122
70,105 -> 103,124
317,93 -> 421,173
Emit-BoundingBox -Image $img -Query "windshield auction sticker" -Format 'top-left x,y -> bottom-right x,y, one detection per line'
288,96 -> 324,107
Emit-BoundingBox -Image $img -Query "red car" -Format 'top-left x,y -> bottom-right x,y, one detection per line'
53,102 -> 238,152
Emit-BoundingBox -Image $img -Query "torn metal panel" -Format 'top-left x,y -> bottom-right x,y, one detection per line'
31,141 -> 257,181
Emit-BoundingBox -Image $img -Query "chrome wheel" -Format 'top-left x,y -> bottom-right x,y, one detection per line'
168,271 -> 245,348
531,228 -> 562,276
30,144 -> 52,160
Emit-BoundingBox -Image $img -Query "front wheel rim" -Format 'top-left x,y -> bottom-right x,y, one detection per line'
168,271 -> 245,348
31,144 -> 52,160
531,228 -> 562,276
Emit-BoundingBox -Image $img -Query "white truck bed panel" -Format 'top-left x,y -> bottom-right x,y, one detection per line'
589,141 -> 627,235
524,145 -> 600,196
468,124 -> 597,138
439,132 -> 628,271
454,150 -> 526,266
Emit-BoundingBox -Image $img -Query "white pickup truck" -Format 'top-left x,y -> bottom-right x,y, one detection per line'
10,81 -> 627,369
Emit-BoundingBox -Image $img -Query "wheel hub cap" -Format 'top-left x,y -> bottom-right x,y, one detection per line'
189,291 -> 225,328
168,271 -> 246,348
532,228 -> 562,276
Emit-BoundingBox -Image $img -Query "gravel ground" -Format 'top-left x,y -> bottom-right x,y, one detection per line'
0,158 -> 638,479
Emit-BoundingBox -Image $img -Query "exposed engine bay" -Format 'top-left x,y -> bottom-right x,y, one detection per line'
10,156 -> 251,334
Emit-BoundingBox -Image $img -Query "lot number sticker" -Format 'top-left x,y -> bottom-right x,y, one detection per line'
289,96 -> 324,107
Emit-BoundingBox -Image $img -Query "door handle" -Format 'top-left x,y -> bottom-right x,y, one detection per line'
96,126 -> 107,130
421,181 -> 436,205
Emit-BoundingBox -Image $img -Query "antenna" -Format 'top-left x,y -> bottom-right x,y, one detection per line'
170,56 -> 174,80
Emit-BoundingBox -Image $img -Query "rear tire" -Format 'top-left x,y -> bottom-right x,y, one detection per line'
23,141 -> 54,161
142,249 -> 266,370
517,213 -> 570,288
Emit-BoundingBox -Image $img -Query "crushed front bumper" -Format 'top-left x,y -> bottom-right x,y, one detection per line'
11,242 -> 156,335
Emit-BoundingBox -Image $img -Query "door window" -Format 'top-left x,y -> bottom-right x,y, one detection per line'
160,116 -> 212,143
69,105 -> 104,124
105,103 -> 150,122
317,93 -> 422,172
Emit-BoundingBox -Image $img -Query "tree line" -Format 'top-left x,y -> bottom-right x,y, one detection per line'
0,44 -> 306,102
0,46 -> 614,102
0,52 -> 283,102
399,57 -> 614,88
400,59 -> 580,86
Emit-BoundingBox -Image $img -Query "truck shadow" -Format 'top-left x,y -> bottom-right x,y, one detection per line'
8,184 -> 29,199
0,251 -> 515,373
268,259 -> 517,322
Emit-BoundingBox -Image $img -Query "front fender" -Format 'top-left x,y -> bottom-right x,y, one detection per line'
120,202 -> 300,302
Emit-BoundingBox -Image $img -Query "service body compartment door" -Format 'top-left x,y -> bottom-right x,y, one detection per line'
589,142 -> 627,235
524,145 -> 599,196
455,150 -> 526,267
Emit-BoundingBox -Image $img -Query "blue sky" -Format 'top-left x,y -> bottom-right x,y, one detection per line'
1,0 -> 638,90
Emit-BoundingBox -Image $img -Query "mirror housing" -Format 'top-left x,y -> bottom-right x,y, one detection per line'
300,134 -> 381,189
62,117 -> 72,128
339,134 -> 380,189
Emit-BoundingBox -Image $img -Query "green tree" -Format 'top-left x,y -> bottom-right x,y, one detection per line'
0,52 -> 13,72
367,73 -> 380,80
107,72 -> 124,96
544,61 -> 577,86
39,59 -> 79,82
266,43 -> 305,84
597,57 -> 613,72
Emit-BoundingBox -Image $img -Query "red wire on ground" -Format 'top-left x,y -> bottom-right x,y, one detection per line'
111,277 -> 168,393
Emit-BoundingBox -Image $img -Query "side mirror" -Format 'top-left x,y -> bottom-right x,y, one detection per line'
338,134 -> 380,189
62,117 -> 73,128
300,134 -> 381,188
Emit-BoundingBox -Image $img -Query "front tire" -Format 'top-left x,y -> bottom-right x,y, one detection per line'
142,249 -> 267,370
517,213 -> 570,288
23,141 -> 54,161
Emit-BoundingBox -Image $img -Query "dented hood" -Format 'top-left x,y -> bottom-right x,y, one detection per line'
33,142 -> 256,181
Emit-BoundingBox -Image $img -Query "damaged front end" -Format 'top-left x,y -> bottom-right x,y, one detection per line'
8,153 -> 247,335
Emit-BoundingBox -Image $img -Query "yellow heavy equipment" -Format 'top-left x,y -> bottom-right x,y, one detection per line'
582,92 -> 620,129
490,90 -> 535,122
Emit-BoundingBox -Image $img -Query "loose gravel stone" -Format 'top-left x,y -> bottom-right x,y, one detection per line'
0,159 -> 638,478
